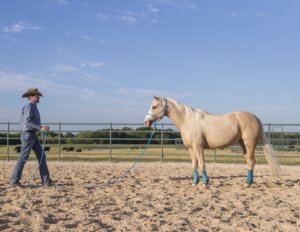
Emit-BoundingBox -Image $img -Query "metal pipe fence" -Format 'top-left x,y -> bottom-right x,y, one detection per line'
1,122 -> 300,165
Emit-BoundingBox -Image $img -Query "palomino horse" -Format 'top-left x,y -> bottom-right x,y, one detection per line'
144,96 -> 281,187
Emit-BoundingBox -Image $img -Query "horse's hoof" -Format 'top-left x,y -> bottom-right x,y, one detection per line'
244,183 -> 251,188
202,183 -> 208,188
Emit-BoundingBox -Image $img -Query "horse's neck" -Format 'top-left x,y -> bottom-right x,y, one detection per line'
167,98 -> 203,130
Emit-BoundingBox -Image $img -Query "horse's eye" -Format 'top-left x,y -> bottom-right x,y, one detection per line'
152,106 -> 157,110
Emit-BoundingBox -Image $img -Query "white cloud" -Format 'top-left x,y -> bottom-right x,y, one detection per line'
119,16 -> 137,24
188,4 -> 197,9
148,5 -> 160,13
1,35 -> 18,42
155,0 -> 197,9
95,5 -> 160,25
96,13 -> 109,21
231,12 -> 238,17
115,88 -> 196,99
0,71 -> 44,90
53,64 -> 79,72
53,0 -> 68,4
115,88 -> 160,96
0,72 -> 164,122
81,73 -> 99,81
256,13 -> 267,18
79,89 -> 96,99
81,34 -> 92,40
90,62 -> 105,67
50,62 -> 105,75
80,62 -> 105,68
0,71 -> 74,94
2,21 -> 43,33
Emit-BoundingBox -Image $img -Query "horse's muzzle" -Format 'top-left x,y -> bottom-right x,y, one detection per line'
144,119 -> 152,127
144,114 -> 153,127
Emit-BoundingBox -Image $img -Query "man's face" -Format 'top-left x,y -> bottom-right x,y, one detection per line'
28,94 -> 40,104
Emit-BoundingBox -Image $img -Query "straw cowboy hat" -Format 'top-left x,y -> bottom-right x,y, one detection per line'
22,88 -> 44,98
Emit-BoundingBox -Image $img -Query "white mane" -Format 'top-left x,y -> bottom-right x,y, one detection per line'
166,97 -> 207,115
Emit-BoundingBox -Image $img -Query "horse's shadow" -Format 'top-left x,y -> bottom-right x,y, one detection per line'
168,176 -> 191,181
168,174 -> 264,181
49,182 -> 75,189
284,179 -> 300,186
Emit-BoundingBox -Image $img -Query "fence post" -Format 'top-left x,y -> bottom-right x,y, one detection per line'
297,137 -> 299,155
268,123 -> 271,143
161,123 -> 164,163
109,122 -> 112,162
214,148 -> 216,163
58,122 -> 61,161
7,122 -> 10,161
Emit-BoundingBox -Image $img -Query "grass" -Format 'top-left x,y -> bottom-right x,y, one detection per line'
1,145 -> 300,165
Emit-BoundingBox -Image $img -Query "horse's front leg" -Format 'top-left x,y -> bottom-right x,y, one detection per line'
189,147 -> 199,186
194,146 -> 209,186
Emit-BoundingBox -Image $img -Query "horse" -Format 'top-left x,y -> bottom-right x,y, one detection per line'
144,96 -> 281,187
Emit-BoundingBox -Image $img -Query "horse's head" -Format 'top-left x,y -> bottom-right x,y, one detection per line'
144,96 -> 169,127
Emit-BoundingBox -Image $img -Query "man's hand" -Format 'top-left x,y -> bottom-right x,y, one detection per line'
40,126 -> 50,132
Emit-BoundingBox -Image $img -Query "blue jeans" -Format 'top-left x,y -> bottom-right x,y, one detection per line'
11,132 -> 50,185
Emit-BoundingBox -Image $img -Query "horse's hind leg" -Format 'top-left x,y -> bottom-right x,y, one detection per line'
243,141 -> 256,186
239,139 -> 247,156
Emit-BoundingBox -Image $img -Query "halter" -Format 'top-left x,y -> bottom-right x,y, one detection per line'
147,98 -> 169,122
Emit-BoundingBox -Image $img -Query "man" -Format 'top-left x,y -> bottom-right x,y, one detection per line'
10,88 -> 52,187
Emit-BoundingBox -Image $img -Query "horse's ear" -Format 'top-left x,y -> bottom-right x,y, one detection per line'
153,96 -> 160,101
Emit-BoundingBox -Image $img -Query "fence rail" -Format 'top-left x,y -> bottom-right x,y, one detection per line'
1,122 -> 300,165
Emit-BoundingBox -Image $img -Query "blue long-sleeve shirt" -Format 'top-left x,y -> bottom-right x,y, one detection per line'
20,102 -> 42,132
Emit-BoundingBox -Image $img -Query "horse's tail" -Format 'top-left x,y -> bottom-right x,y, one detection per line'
261,129 -> 282,177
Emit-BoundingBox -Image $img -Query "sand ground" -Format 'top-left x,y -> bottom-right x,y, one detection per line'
0,161 -> 299,232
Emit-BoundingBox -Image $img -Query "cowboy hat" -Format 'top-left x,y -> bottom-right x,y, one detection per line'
22,88 -> 44,98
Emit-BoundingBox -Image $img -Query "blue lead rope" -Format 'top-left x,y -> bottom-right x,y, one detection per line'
28,131 -> 47,187
85,124 -> 157,189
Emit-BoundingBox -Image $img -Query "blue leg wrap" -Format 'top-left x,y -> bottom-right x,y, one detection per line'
202,171 -> 209,185
193,171 -> 199,185
246,170 -> 253,185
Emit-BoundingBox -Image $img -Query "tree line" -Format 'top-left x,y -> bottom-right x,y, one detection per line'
1,127 -> 299,146
0,127 -> 181,145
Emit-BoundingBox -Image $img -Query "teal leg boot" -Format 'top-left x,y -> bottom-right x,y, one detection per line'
192,171 -> 199,186
245,170 -> 253,186
202,171 -> 209,186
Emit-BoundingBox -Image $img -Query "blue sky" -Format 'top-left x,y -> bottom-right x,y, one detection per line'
0,0 -> 300,124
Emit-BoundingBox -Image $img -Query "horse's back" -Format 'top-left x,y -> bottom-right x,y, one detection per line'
201,111 -> 262,148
